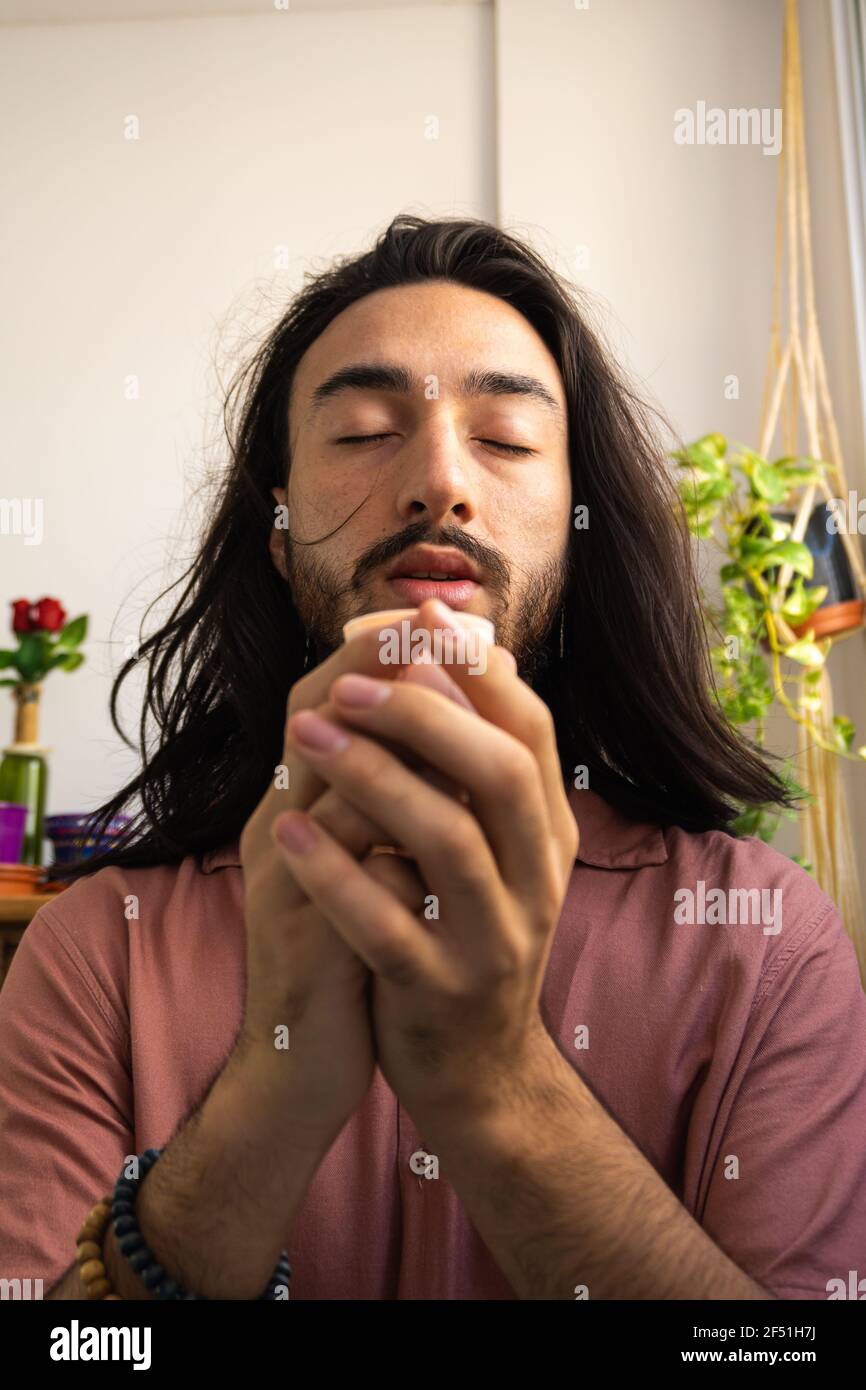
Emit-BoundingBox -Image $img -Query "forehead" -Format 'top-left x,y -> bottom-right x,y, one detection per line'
289,280 -> 566,422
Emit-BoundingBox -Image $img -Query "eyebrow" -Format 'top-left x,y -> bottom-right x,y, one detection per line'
306,361 -> 564,422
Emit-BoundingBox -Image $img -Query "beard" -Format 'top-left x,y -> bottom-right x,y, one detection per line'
283,521 -> 569,685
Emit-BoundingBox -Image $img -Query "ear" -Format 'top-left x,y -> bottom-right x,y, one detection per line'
269,486 -> 289,578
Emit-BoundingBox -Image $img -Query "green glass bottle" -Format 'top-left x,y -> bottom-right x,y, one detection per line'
0,682 -> 48,865
0,747 -> 47,864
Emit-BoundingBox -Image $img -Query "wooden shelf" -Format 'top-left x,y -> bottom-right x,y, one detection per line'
0,892 -> 66,988
0,893 -> 59,922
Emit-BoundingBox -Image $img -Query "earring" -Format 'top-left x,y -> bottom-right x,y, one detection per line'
303,632 -> 312,671
559,607 -> 565,659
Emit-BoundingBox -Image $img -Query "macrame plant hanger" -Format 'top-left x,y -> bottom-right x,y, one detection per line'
759,0 -> 866,980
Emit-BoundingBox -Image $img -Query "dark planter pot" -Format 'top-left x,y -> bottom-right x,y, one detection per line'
753,502 -> 865,643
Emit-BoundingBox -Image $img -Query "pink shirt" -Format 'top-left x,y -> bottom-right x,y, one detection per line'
1,785 -> 865,1300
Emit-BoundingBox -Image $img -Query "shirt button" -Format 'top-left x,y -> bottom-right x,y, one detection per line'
409,1148 -> 440,1180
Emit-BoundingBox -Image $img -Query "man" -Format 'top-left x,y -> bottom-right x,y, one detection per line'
1,214 -> 864,1301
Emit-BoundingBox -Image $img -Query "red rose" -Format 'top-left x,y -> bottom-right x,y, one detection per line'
31,597 -> 67,632
11,599 -> 33,633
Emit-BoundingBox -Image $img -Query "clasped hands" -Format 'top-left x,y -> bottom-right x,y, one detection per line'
273,598 -> 579,1121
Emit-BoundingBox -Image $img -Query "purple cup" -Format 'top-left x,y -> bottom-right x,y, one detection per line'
0,803 -> 28,864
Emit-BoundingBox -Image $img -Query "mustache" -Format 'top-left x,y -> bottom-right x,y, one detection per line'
351,520 -> 511,592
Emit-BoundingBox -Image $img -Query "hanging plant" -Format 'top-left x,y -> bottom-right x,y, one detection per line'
671,433 -> 866,867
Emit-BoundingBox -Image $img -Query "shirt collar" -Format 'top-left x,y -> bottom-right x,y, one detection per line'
201,842 -> 242,874
568,785 -> 669,869
200,786 -> 668,875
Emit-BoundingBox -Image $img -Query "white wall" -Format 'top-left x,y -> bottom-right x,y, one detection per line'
0,2 -> 493,823
495,0 -> 866,858
1,0 -> 863,865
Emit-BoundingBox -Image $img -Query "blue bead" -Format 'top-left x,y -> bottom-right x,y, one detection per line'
141,1264 -> 166,1289
130,1249 -> 152,1273
156,1277 -> 180,1299
118,1232 -> 145,1255
113,1216 -> 137,1236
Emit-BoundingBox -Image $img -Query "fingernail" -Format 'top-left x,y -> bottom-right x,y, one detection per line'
425,598 -> 454,624
275,811 -> 318,853
290,710 -> 351,752
332,674 -> 393,707
401,661 -> 475,711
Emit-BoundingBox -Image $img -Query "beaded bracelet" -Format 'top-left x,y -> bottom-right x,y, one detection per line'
113,1148 -> 291,1299
76,1147 -> 291,1299
76,1196 -> 123,1299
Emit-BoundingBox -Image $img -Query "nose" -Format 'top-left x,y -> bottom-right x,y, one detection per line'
393,413 -> 480,528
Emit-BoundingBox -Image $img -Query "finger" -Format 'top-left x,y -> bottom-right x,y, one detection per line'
396,598 -> 577,871
273,811 -> 441,985
363,849 -> 428,914
397,656 -> 478,712
394,659 -> 476,801
272,751 -> 402,908
320,678 -> 556,903
279,616 -> 444,810
285,708 -> 514,929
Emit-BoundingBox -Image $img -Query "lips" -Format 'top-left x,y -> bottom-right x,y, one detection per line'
385,546 -> 480,583
386,576 -> 480,610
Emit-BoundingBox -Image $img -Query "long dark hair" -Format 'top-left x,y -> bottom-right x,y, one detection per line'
57,213 -> 798,881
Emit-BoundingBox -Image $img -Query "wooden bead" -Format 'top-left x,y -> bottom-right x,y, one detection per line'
90,1203 -> 112,1223
79,1258 -> 106,1285
76,1241 -> 103,1262
87,1278 -> 111,1300
103,1293 -> 122,1300
77,1222 -> 103,1243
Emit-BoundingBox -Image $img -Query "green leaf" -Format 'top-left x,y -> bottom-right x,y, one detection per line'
736,446 -> 771,471
774,454 -> 829,476
747,539 -> 814,578
0,649 -> 19,670
690,477 -> 732,504
719,562 -> 744,583
671,436 -> 728,479
770,540 -> 814,575
54,614 -> 88,650
751,460 -> 789,505
739,534 -> 777,558
781,580 -> 828,623
789,854 -> 815,876
832,715 -> 856,752
731,806 -> 764,836
44,649 -> 86,673
783,638 -> 825,668
700,432 -> 727,457
14,631 -> 50,681
775,461 -> 826,489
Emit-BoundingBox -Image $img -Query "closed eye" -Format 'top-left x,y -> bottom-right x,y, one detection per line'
478,439 -> 535,456
335,433 -> 395,446
334,433 -> 534,456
